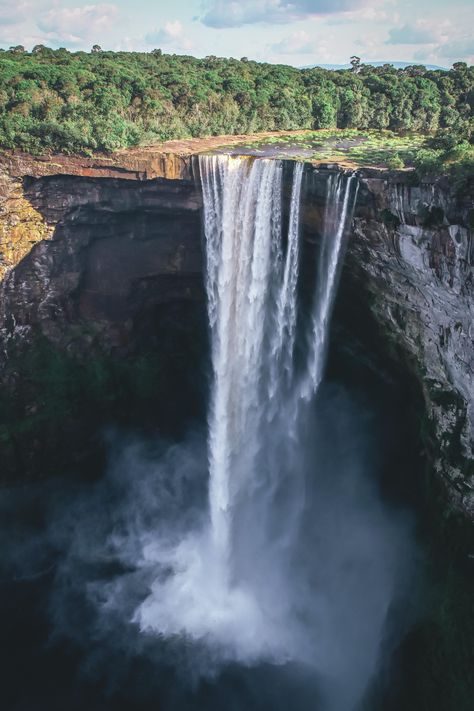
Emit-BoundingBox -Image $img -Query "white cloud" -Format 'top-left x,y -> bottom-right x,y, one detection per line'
201,0 -> 369,28
146,20 -> 182,44
0,1 -> 26,26
145,20 -> 194,51
37,3 -> 119,47
0,1 -> 34,46
270,30 -> 315,55
386,23 -> 437,45
386,19 -> 458,64
438,36 -> 474,61
328,1 -> 399,25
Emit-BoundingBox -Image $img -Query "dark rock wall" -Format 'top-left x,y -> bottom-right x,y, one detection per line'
348,176 -> 473,520
0,176 -> 204,356
0,175 -> 207,482
0,165 -> 472,522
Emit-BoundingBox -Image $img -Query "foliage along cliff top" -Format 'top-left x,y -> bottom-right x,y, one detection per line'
0,48 -> 472,187
0,48 -> 472,152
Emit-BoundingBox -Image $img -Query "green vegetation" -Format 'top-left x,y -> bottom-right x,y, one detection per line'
0,48 -> 472,157
384,494 -> 474,711
221,128 -> 474,180
413,131 -> 474,189
225,129 -> 427,167
384,556 -> 474,711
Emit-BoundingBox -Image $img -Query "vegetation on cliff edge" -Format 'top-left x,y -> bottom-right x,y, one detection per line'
0,49 -> 472,157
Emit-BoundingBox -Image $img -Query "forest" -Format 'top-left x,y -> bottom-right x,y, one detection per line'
0,47 -> 472,185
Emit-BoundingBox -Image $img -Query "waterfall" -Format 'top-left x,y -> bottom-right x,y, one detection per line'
200,156 -> 285,560
135,155 -> 360,666
302,173 -> 359,399
199,155 -> 358,574
269,160 -> 304,390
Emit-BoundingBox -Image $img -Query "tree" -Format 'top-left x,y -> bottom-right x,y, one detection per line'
152,48 -> 162,56
350,56 -> 362,74
9,45 -> 25,54
32,45 -> 53,55
91,45 -> 102,53
403,65 -> 426,77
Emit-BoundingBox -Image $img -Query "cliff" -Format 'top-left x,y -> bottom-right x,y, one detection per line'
350,176 -> 474,520
0,147 -> 472,521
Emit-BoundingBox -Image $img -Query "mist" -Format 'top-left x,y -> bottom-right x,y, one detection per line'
0,378 -> 417,711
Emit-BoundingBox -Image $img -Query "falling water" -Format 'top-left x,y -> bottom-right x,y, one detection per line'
200,156 -> 358,569
3,150 -> 415,711
135,155 -> 361,667
302,173 -> 359,398
200,156 -> 284,559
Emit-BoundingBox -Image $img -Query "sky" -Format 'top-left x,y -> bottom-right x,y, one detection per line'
0,0 -> 473,67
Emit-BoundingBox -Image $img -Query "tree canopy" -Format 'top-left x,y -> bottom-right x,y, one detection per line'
0,48 -> 472,155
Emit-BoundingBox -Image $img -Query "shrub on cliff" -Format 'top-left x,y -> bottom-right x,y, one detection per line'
386,154 -> 405,169
413,148 -> 445,175
414,135 -> 474,186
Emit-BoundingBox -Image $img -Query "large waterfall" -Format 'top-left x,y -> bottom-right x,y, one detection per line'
135,156 -> 407,697
200,155 -> 357,574
28,154 -> 413,711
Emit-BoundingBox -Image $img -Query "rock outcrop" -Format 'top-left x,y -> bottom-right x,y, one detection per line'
0,148 -> 472,520
0,173 -> 203,355
0,172 -> 54,280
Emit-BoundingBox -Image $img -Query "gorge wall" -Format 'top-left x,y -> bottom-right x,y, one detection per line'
0,150 -> 473,522
348,176 -> 474,522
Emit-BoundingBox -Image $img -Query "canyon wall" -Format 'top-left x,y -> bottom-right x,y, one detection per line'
349,176 -> 473,520
0,150 -> 472,520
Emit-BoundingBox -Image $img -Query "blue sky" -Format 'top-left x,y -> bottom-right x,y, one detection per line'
1,0 -> 473,66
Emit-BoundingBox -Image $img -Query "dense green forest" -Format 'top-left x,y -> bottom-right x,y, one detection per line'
0,47 -> 472,156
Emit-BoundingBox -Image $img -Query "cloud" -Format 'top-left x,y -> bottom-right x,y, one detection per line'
201,0 -> 369,28
37,3 -> 119,47
0,1 -> 32,46
146,20 -> 183,44
438,36 -> 474,60
328,2 -> 399,26
270,30 -> 315,55
0,1 -> 26,26
386,24 -> 437,45
145,20 -> 193,51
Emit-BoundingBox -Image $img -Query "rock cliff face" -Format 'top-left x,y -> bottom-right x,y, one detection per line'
350,176 -> 473,519
0,150 -> 472,521
0,173 -> 203,355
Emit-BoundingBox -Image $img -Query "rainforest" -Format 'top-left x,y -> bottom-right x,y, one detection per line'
0,50 -> 472,152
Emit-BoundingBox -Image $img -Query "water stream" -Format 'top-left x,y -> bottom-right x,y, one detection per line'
200,156 -> 358,571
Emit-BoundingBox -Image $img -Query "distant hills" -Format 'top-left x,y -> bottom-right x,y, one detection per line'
301,61 -> 448,71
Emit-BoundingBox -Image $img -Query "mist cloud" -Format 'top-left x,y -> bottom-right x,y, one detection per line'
0,378 -> 418,711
